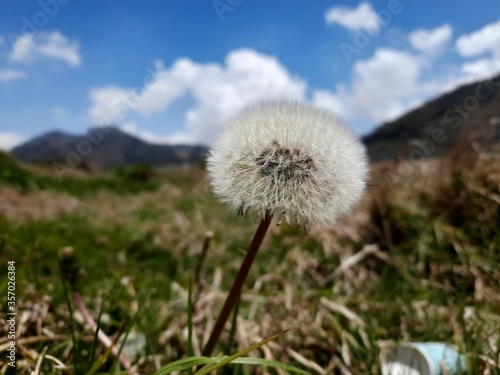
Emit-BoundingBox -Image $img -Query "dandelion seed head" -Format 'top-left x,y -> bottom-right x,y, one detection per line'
207,100 -> 369,227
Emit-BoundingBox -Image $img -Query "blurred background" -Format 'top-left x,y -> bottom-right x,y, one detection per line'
0,0 -> 499,374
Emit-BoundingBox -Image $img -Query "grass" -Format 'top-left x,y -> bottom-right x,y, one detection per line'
0,147 -> 499,374
0,152 -> 160,196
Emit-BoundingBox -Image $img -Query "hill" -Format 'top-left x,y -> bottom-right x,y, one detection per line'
11,127 -> 208,169
363,74 -> 500,160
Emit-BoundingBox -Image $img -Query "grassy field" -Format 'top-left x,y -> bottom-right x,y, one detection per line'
0,147 -> 499,375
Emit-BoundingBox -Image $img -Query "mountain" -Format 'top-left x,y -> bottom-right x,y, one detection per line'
11,127 -> 208,169
11,74 -> 500,168
363,74 -> 500,161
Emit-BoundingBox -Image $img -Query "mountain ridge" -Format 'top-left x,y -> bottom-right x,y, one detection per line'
362,73 -> 500,160
11,127 -> 208,170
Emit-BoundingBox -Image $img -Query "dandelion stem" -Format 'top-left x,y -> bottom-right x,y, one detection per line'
202,213 -> 273,357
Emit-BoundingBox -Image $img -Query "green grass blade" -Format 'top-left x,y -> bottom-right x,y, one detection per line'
194,330 -> 289,375
109,291 -> 148,373
226,357 -> 310,374
85,339 -> 119,375
153,355 -> 310,375
187,278 -> 194,375
58,260 -> 80,375
154,357 -> 214,374
225,293 -> 241,355
89,299 -> 105,370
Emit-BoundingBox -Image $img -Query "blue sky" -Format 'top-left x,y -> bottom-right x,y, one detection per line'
0,0 -> 499,149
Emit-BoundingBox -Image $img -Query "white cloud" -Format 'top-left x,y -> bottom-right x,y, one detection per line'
8,31 -> 81,67
183,49 -> 306,143
0,69 -> 26,81
456,20 -> 500,58
120,122 -> 178,144
9,36 -> 35,62
314,39 -> 499,132
0,36 -> 4,44
325,2 -> 381,32
353,49 -> 421,97
353,49 -> 422,121
90,24 -> 500,144
454,21 -> 500,83
0,132 -> 24,151
88,86 -> 131,124
461,58 -> 500,81
409,24 -> 452,53
312,90 -> 344,115
88,59 -> 204,125
89,49 -> 306,144
313,48 -> 423,129
121,122 -> 138,135
132,59 -> 200,115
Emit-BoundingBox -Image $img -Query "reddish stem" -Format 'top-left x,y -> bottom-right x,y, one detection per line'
202,214 -> 273,356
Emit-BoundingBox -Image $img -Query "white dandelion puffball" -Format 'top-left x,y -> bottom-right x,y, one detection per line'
207,100 -> 369,227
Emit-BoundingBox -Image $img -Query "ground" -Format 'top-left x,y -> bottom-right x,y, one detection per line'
0,147 -> 499,374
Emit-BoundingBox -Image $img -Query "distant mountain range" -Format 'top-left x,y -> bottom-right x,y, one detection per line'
11,127 -> 208,169
10,74 -> 500,168
363,74 -> 500,160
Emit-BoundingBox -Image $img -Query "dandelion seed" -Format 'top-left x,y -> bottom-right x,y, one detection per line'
208,100 -> 368,227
